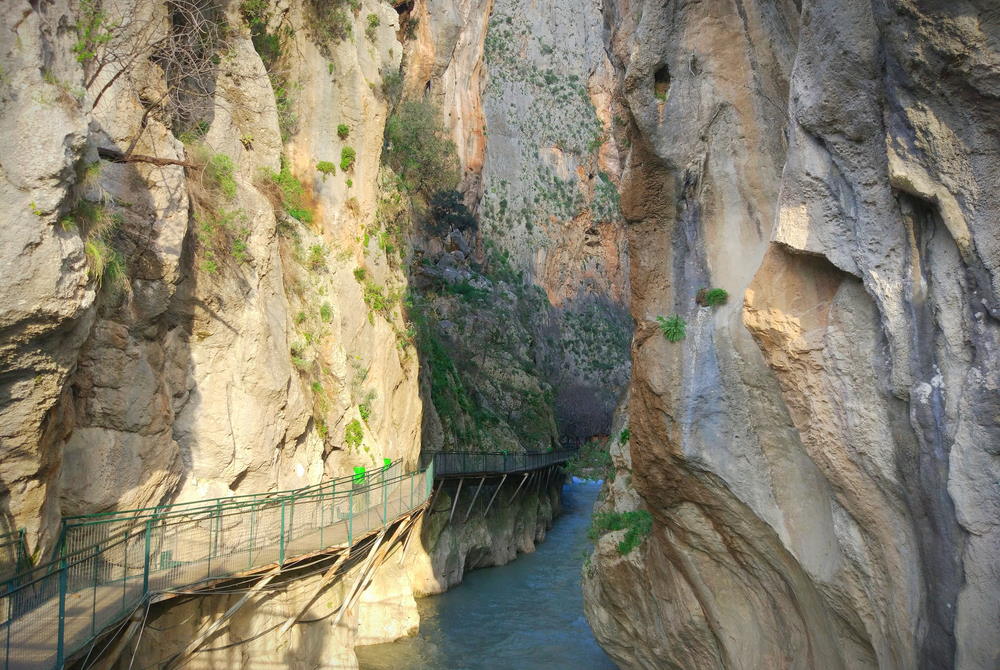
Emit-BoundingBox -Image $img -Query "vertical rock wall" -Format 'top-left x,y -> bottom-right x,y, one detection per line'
583,1 -> 999,669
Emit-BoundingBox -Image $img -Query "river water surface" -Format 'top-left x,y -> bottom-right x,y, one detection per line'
356,478 -> 616,670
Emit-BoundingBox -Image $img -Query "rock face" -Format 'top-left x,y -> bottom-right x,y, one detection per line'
583,1 -> 1000,670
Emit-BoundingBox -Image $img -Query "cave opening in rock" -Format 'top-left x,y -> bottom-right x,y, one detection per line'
654,64 -> 670,101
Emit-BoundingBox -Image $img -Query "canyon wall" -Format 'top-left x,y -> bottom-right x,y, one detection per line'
583,1 -> 999,670
0,0 -> 604,666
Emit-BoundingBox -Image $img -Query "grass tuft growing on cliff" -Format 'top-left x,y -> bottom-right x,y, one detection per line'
697,287 -> 728,307
589,510 -> 653,555
656,315 -> 686,342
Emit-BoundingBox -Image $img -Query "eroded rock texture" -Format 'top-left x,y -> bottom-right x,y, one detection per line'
583,1 -> 999,669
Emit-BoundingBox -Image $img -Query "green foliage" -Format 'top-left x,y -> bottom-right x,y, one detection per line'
315,160 -> 336,178
310,381 -> 323,393
619,428 -> 630,444
381,69 -> 403,102
337,123 -> 350,140
365,13 -> 380,41
362,280 -> 392,313
383,101 -> 460,195
346,179 -> 353,188
195,209 -> 250,270
340,146 -> 356,172
319,303 -> 332,322
445,280 -> 489,303
698,287 -> 729,307
84,237 -> 127,292
654,90 -> 667,101
428,190 -> 476,234
305,0 -> 355,53
567,438 -> 612,480
358,398 -> 372,422
353,267 -> 367,282
588,510 -> 653,555
308,244 -> 325,270
656,315 -> 686,342
73,0 -> 114,63
295,311 -> 307,324
205,154 -> 237,200
344,418 -> 364,451
268,160 -> 313,223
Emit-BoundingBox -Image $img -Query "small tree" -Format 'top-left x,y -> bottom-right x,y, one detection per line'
384,101 -> 460,195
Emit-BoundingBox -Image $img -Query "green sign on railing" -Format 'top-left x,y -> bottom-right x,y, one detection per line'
354,466 -> 366,484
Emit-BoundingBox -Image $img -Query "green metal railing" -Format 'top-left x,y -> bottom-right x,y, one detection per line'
0,533 -> 28,587
419,450 -> 574,477
0,460 -> 433,670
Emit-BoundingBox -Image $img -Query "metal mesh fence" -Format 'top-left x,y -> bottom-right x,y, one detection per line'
0,461 -> 432,670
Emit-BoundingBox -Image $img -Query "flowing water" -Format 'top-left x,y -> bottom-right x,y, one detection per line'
356,478 -> 616,670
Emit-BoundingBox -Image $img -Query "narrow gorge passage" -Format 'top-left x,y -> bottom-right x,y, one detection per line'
357,479 -> 614,670
1,0 -> 998,668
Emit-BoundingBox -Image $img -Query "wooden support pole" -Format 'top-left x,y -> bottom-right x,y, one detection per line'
448,479 -> 464,525
463,477 -> 486,523
277,548 -> 352,635
482,474 -> 507,517
165,564 -> 283,669
332,525 -> 391,628
334,517 -> 413,628
508,473 -> 530,505
427,481 -> 442,515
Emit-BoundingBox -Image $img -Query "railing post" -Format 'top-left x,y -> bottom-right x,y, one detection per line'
56,557 -> 67,668
143,519 -> 152,595
279,500 -> 286,565
348,490 -> 353,546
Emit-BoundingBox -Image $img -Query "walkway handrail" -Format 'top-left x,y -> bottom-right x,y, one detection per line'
419,450 -> 574,477
0,460 -> 433,670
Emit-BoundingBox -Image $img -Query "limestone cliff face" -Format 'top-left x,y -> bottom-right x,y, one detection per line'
1,0 -> 421,665
583,2 -> 1000,670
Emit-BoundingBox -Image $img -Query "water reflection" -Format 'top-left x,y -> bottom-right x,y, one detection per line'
357,479 -> 616,670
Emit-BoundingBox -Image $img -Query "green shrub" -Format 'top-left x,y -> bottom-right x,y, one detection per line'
311,381 -> 323,393
619,428 -> 630,444
340,146 -> 356,172
308,243 -> 325,269
345,418 -> 364,450
365,13 -> 379,40
205,154 -> 237,199
588,510 -> 653,555
429,190 -> 476,234
316,160 -> 336,179
353,267 -> 367,282
656,315 -> 686,342
383,101 -> 459,195
295,311 -> 307,324
73,0 -> 113,64
698,287 -> 728,307
381,70 -> 403,102
320,303 -> 333,322
359,399 -> 372,422
268,160 -> 313,223
337,123 -> 350,139
346,178 -> 353,188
